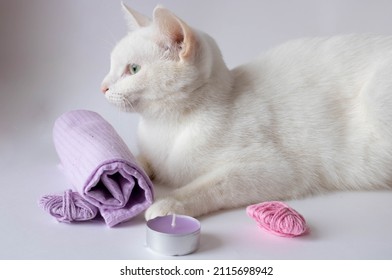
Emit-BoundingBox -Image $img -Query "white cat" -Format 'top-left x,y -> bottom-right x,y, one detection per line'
101,3 -> 392,220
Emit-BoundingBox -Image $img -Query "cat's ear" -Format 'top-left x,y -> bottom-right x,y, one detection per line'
153,5 -> 196,61
121,2 -> 151,30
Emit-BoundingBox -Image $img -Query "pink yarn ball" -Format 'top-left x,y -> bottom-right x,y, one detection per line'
247,201 -> 309,237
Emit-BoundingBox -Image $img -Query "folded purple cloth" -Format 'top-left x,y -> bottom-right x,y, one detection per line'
52,110 -> 154,227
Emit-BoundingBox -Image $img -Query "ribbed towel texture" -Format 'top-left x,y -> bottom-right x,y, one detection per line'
50,110 -> 154,227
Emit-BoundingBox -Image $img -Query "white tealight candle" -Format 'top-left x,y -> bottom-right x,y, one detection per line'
146,214 -> 201,256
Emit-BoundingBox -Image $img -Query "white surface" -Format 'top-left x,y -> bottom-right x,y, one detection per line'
1,0 -> 392,259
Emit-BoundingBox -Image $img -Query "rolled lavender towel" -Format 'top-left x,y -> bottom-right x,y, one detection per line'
53,110 -> 154,227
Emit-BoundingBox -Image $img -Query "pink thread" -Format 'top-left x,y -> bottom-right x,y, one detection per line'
39,189 -> 98,223
247,201 -> 309,237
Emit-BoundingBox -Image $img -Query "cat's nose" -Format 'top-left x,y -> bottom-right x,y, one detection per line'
100,85 -> 109,94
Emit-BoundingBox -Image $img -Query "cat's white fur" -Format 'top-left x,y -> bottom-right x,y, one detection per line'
102,4 -> 392,220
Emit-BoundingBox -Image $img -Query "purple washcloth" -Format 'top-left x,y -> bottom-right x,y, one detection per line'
52,110 -> 154,227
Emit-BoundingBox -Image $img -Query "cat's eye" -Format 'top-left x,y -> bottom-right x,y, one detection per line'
128,63 -> 141,75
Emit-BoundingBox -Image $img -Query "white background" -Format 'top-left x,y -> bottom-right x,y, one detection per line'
1,0 -> 392,259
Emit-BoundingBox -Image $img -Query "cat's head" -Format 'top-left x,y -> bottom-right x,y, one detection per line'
101,3 -> 231,118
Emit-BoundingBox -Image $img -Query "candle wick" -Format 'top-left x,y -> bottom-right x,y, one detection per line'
171,214 -> 176,227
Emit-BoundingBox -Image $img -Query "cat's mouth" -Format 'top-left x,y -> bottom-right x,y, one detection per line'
106,92 -> 140,112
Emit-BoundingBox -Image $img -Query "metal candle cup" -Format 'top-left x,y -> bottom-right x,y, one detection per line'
146,214 -> 201,256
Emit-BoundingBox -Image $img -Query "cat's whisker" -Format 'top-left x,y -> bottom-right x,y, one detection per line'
97,0 -> 119,48
123,97 -> 135,112
97,37 -> 116,51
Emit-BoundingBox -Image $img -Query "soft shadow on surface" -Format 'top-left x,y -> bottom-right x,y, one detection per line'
114,213 -> 146,228
197,233 -> 223,253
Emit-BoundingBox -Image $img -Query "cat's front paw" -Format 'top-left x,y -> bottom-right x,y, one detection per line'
145,197 -> 187,220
